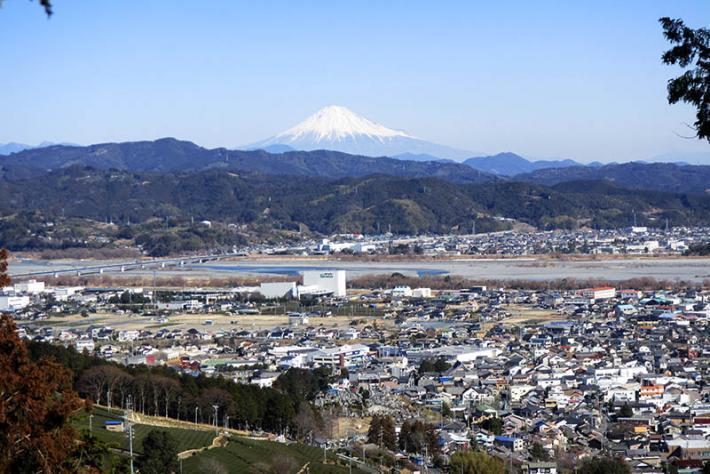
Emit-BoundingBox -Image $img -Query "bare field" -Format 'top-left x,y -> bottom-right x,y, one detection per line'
20,311 -> 390,334
501,304 -> 567,326
329,416 -> 371,438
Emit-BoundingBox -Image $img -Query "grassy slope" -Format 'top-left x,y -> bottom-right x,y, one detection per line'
72,406 -> 215,454
181,437 -> 356,474
73,407 -> 358,473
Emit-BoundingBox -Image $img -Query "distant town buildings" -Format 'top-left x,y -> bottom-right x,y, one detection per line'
4,226 -> 710,472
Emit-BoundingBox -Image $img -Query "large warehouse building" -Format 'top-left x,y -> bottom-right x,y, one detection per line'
301,270 -> 347,297
256,270 -> 347,299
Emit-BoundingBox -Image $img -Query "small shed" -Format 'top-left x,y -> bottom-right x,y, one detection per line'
104,420 -> 124,432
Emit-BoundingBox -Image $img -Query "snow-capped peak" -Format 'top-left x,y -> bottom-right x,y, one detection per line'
245,105 -> 473,160
274,105 -> 414,142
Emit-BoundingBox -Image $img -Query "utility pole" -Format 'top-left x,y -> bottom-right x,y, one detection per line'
509,447 -> 513,474
125,395 -> 135,474
152,270 -> 157,310
194,406 -> 199,425
379,426 -> 383,473
347,427 -> 352,474
213,405 -> 219,435
424,444 -> 428,473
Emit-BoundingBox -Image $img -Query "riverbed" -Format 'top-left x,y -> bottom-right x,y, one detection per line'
10,256 -> 709,282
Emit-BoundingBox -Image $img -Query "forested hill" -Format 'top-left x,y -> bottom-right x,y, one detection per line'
514,162 -> 710,195
4,138 -> 709,194
0,138 -> 496,184
1,167 -> 709,236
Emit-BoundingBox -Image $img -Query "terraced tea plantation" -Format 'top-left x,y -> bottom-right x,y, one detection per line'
181,436 -> 358,473
72,407 -> 216,454
73,407 -> 361,473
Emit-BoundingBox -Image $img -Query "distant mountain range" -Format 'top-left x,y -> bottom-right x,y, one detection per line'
246,105 -> 473,160
1,137 -> 708,195
514,162 -> 710,195
0,143 -> 32,155
463,152 -> 582,176
0,138 -> 496,184
0,141 -> 79,156
1,137 -> 709,251
7,105 -> 707,178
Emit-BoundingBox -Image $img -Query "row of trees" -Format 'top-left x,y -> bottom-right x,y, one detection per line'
418,357 -> 452,374
26,339 -> 332,438
366,415 -> 440,456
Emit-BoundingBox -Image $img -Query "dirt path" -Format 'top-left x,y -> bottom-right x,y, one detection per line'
177,433 -> 228,459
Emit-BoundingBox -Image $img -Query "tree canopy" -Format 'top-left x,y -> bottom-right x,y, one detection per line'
398,419 -> 440,455
0,313 -> 85,472
450,450 -> 505,474
367,415 -> 397,451
0,249 -> 9,288
578,456 -> 631,474
529,441 -> 550,461
138,431 -> 179,474
660,17 -> 710,141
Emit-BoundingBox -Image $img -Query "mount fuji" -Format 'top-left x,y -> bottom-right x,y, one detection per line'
246,105 -> 473,160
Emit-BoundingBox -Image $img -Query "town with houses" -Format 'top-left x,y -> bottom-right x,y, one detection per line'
3,237 -> 710,473
4,2 -> 710,472
246,226 -> 708,258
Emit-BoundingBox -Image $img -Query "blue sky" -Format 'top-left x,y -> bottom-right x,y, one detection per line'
1,0 -> 708,163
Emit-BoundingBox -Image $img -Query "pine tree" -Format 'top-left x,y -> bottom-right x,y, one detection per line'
0,286 -> 85,471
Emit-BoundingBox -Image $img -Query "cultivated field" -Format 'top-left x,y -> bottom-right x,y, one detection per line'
180,437 -> 358,474
72,406 -> 216,454
73,407 -> 360,473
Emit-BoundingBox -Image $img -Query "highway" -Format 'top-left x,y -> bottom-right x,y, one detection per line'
9,253 -> 238,279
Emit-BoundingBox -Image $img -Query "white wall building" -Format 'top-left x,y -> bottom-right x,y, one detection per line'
53,287 -> 82,301
251,372 -> 280,388
157,300 -> 203,311
118,330 -> 140,342
392,286 -> 413,298
14,279 -> 45,295
412,287 -> 432,298
310,344 -> 370,368
580,287 -> 616,300
302,270 -> 346,297
0,295 -> 30,311
259,281 -> 297,299
75,339 -> 96,353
